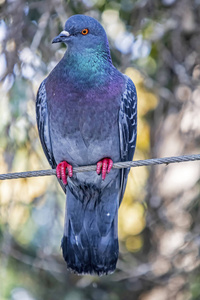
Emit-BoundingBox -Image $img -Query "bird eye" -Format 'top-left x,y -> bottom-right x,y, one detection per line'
81,28 -> 89,35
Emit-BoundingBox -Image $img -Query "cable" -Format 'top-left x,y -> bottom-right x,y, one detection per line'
0,154 -> 199,181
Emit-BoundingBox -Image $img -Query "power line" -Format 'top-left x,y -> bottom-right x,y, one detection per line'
0,154 -> 200,181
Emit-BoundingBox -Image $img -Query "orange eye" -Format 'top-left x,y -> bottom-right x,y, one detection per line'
81,28 -> 89,35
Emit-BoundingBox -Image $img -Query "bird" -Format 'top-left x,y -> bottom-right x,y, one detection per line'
36,14 -> 137,276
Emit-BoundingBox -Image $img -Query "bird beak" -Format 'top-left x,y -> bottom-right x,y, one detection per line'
52,31 -> 70,44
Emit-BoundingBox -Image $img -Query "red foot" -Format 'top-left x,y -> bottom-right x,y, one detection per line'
56,161 -> 73,185
96,158 -> 113,180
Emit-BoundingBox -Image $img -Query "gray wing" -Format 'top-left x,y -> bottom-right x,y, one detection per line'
36,81 -> 66,193
36,80 -> 56,168
119,76 -> 137,203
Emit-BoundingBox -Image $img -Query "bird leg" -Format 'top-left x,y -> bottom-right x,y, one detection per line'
96,158 -> 113,180
56,161 -> 73,185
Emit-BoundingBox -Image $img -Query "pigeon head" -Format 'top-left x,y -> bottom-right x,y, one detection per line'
52,15 -> 111,58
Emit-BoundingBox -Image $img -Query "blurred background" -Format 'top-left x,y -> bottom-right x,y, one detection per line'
0,0 -> 200,299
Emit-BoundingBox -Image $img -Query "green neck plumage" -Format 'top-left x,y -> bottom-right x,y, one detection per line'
64,46 -> 112,86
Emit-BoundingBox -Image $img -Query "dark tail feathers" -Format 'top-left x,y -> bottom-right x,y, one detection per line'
61,184 -> 119,275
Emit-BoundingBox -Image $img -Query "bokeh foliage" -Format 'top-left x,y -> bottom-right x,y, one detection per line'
0,0 -> 200,299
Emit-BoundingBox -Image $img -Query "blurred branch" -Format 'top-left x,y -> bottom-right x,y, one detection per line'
30,12 -> 50,52
0,245 -> 66,274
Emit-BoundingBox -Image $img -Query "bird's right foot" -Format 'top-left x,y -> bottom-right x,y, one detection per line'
56,161 -> 73,185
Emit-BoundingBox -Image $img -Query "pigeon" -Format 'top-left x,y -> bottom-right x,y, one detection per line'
36,14 -> 137,275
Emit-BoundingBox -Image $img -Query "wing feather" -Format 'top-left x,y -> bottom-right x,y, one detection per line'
119,76 -> 137,203
36,80 -> 56,168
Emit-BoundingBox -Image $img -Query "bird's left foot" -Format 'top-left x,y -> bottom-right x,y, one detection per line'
96,158 -> 113,180
56,161 -> 73,185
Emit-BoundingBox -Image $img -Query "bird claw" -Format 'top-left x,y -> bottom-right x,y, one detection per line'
96,158 -> 113,180
56,161 -> 73,185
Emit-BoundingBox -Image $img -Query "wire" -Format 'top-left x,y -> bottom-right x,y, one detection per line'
0,154 -> 199,181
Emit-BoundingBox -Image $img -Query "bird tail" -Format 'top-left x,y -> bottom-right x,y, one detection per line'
61,184 -> 119,276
